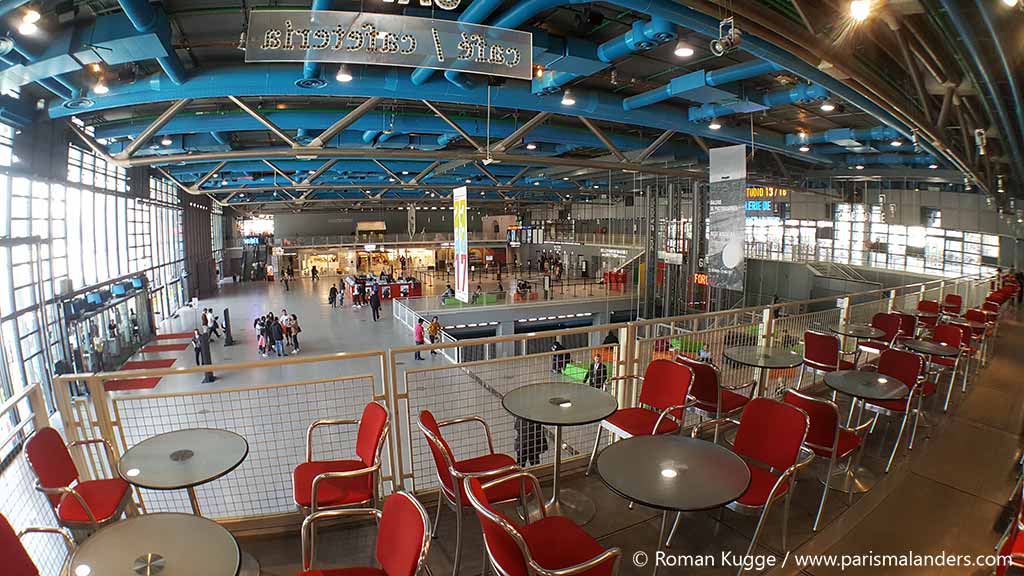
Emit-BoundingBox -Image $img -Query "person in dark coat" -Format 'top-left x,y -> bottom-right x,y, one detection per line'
514,417 -> 548,468
191,329 -> 203,365
270,316 -> 285,357
602,330 -> 619,345
583,353 -> 609,389
369,285 -> 382,321
328,285 -> 338,308
550,340 -> 569,373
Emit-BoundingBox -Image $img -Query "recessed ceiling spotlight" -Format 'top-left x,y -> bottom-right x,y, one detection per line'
929,163 -> 939,169
855,164 -> 865,170
819,101 -> 835,112
525,142 -> 537,150
708,120 -> 722,130
23,9 -> 40,24
1002,0 -> 1018,6
560,89 -> 576,106
533,181 -> 540,186
401,170 -> 409,175
673,40 -> 694,58
464,178 -> 471,183
160,136 -> 172,146
562,177 -> 569,181
17,20 -> 37,35
336,64 -> 353,83
799,145 -> 810,153
93,80 -> 109,94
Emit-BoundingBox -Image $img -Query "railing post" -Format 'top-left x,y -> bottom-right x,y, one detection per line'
27,383 -> 49,430
837,296 -> 852,353
621,322 -> 637,408
938,279 -> 945,302
886,289 -> 897,313
755,307 -> 774,398
85,376 -> 120,478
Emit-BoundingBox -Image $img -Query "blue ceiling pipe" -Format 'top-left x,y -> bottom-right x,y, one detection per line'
299,0 -> 336,88
811,142 -> 909,155
785,126 -> 902,147
0,0 -> 30,17
0,49 -> 71,100
687,83 -> 826,123
115,0 -> 187,84
623,60 -> 782,111
845,154 -> 937,166
0,38 -> 80,97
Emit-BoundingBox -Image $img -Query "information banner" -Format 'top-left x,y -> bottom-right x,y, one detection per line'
707,145 -> 747,291
245,11 -> 533,80
453,186 -> 469,303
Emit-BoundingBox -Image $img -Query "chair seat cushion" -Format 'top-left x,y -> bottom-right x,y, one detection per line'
736,465 -> 789,507
454,453 -> 527,505
604,407 -> 679,437
520,516 -> 614,576
57,478 -> 130,523
294,460 -> 374,508
932,355 -> 957,368
858,341 -> 888,354
299,567 -> 385,576
809,429 -> 862,460
692,388 -> 750,416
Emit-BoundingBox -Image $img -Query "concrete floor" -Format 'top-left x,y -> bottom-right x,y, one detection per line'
233,314 -> 1024,576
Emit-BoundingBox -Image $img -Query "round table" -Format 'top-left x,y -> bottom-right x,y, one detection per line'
823,370 -> 908,493
723,345 -> 803,397
69,512 -> 240,576
903,339 -> 959,358
949,318 -> 988,331
597,435 -> 750,575
502,382 -> 617,525
831,324 -> 885,340
119,428 -> 249,516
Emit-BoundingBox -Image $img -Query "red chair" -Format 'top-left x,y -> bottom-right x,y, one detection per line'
797,330 -> 853,389
916,300 -> 941,333
418,410 -> 524,576
963,308 -> 993,365
894,313 -> 918,346
783,389 -> 870,531
930,324 -> 967,411
298,491 -> 431,576
942,293 -> 963,318
293,401 -> 389,515
676,355 -> 754,440
466,472 -> 621,576
674,398 -> 810,558
585,359 -> 692,475
25,427 -> 133,535
2,513 -> 75,576
862,349 -> 929,472
857,313 -> 900,360
983,300 -> 1002,337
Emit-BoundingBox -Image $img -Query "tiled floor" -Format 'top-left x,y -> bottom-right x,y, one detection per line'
236,313 -> 1024,576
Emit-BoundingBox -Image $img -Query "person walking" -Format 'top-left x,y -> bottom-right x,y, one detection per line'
283,273 -> 290,291
280,309 -> 293,351
369,285 -> 381,321
414,318 -> 425,360
191,329 -> 203,365
270,315 -> 285,357
328,285 -> 338,308
311,265 -> 319,282
427,316 -> 441,355
289,313 -> 301,354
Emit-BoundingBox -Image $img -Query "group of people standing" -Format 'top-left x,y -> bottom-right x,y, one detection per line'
254,309 -> 302,357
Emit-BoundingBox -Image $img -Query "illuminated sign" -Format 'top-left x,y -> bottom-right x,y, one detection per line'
692,272 -> 709,286
745,186 -> 789,216
245,11 -> 533,80
453,186 -> 469,303
746,186 -> 789,199
382,0 -> 460,9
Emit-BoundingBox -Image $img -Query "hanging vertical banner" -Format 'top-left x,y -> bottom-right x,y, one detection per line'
407,205 -> 417,237
453,186 -> 469,303
707,145 -> 747,291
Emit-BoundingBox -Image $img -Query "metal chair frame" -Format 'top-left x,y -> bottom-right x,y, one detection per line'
862,351 -> 926,472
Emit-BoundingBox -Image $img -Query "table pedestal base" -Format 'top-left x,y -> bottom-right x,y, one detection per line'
822,464 -> 877,494
544,488 -> 596,526
239,551 -> 261,576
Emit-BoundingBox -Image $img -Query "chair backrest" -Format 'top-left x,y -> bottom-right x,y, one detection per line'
25,428 -> 77,507
417,411 -> 456,495
983,300 -> 1001,314
943,293 -> 963,312
870,313 -> 901,343
375,492 -> 431,576
964,309 -> 987,324
356,402 -> 389,468
733,398 -> 808,474
466,477 -> 528,576
877,349 -> 924,391
638,359 -> 692,411
987,292 -> 1007,304
917,300 -> 940,314
783,389 -> 839,455
802,330 -> 840,370
932,324 -> 965,349
895,313 -> 917,338
1,515 -> 39,576
674,355 -> 720,407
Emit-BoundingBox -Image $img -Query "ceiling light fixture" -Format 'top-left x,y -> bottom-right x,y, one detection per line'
708,120 -> 722,130
929,163 -> 939,169
93,80 -> 109,95
850,0 -> 871,22
525,142 -> 537,150
18,20 -> 37,35
160,136 -> 172,146
1001,0 -> 1018,6
336,64 -> 353,82
23,8 -> 40,24
401,170 -> 409,175
799,145 -> 810,153
855,164 -> 865,170
890,140 -> 902,147
673,39 -> 694,58
560,89 -> 576,106
819,101 -> 835,112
